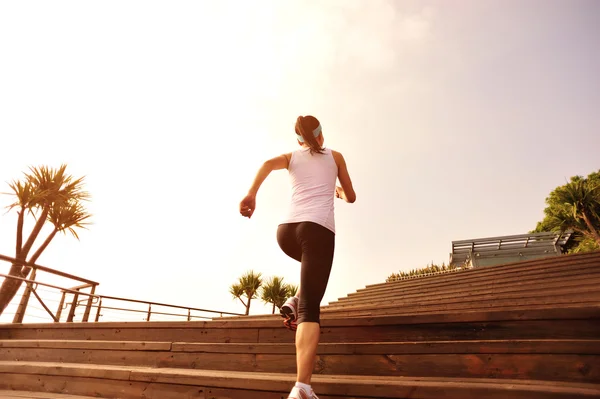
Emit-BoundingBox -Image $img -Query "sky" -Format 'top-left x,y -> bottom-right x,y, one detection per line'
0,0 -> 599,322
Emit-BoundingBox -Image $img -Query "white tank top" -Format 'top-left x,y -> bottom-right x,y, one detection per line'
281,147 -> 338,233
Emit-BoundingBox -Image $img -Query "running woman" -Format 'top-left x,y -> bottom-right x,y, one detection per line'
239,115 -> 356,399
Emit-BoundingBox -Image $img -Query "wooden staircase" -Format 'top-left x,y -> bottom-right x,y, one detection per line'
0,251 -> 599,398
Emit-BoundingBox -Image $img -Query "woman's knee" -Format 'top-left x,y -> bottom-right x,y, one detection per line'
297,294 -> 321,324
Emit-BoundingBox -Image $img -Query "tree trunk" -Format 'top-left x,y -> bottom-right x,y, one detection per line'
0,263 -> 27,315
272,303 -> 275,314
20,229 -> 57,277
15,209 -> 24,258
19,206 -> 49,260
581,208 -> 600,245
245,297 -> 251,315
13,268 -> 36,323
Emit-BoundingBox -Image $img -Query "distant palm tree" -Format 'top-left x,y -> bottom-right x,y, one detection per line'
0,164 -> 91,316
260,276 -> 288,314
229,270 -> 262,315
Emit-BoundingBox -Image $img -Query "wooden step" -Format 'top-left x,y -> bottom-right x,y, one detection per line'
233,302 -> 600,322
3,307 -> 598,343
322,285 -> 600,315
343,258 -> 599,301
331,265 -> 600,306
0,306 -> 600,343
0,361 -> 599,399
0,391 -> 100,399
362,251 -> 600,292
1,339 -> 597,383
321,301 -> 600,319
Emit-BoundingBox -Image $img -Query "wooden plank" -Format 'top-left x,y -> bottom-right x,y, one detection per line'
0,391 -> 100,399
329,277 -> 600,310
0,373 -> 207,399
0,374 -> 370,399
362,251 -> 600,290
131,367 -> 600,399
324,295 -> 600,318
237,303 -> 600,322
1,339 -> 597,383
3,345 -> 596,383
2,327 -> 260,343
2,307 -> 598,342
172,340 -> 600,355
0,347 -> 165,368
341,265 -> 600,302
1,362 -> 599,399
353,259 -> 599,297
325,284 -> 600,314
0,339 -> 171,351
2,338 -> 596,357
263,319 -> 600,344
163,352 -> 599,383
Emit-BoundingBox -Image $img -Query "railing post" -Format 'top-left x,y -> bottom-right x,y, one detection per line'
55,291 -> 66,322
187,308 -> 191,321
67,290 -> 80,322
95,298 -> 103,322
146,304 -> 152,321
82,284 -> 96,322
13,268 -> 37,323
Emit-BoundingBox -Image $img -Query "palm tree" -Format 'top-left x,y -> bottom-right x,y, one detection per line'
0,164 -> 91,316
541,178 -> 600,246
229,270 -> 262,315
13,198 -> 91,322
260,276 -> 288,314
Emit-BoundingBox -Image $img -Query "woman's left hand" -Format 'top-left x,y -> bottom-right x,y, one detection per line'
239,194 -> 256,218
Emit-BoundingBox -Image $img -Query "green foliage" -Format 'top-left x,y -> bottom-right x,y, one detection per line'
386,262 -> 458,282
286,283 -> 299,298
229,270 -> 263,315
533,170 -> 600,253
260,276 -> 294,314
230,272 -> 299,315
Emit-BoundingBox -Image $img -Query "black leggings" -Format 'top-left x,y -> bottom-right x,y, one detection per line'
277,222 -> 335,325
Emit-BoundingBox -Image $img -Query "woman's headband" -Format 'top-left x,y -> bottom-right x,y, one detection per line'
296,124 -> 322,143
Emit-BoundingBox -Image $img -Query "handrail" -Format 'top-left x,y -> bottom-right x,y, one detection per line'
0,273 -> 97,299
95,294 -> 243,316
0,254 -> 98,286
0,273 -> 244,322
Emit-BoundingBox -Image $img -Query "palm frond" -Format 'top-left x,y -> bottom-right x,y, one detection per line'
48,199 -> 92,240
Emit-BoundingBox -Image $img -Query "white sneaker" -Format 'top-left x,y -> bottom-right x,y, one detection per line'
280,296 -> 298,321
287,386 -> 319,399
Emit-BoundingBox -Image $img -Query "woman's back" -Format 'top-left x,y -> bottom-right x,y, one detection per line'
284,147 -> 338,233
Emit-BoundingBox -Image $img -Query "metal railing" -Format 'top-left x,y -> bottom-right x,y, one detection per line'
0,254 -> 243,323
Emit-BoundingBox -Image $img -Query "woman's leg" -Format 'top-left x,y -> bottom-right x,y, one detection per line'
295,222 -> 335,386
278,223 -> 302,324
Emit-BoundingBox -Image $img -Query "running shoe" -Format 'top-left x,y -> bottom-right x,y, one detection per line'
280,296 -> 298,322
287,386 -> 319,399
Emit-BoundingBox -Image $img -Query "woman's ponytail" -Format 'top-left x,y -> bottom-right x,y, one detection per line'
295,115 -> 325,155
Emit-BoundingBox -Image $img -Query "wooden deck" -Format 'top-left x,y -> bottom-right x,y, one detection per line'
0,250 -> 599,398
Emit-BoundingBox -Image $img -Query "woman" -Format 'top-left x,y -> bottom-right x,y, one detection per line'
239,115 -> 356,399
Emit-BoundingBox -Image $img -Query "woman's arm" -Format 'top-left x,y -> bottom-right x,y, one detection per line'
332,150 -> 356,203
247,154 -> 291,196
240,153 -> 291,218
